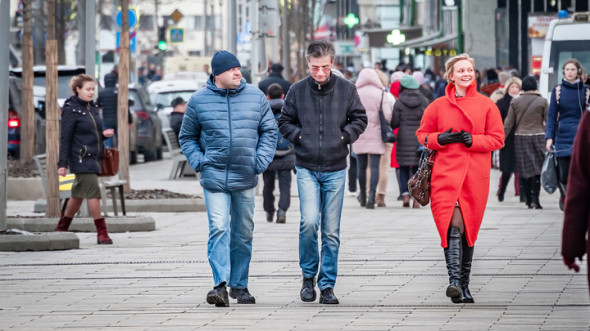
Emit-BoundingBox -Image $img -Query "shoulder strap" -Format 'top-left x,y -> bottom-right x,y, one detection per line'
379,90 -> 385,112
515,96 -> 538,128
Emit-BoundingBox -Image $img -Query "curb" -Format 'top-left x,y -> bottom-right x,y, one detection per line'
0,232 -> 79,252
7,216 -> 156,233
33,198 -> 206,214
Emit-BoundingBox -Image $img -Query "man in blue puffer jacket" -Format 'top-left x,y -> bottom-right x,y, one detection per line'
179,51 -> 278,307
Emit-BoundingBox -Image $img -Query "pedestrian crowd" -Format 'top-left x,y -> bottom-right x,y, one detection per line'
54,41 -> 590,307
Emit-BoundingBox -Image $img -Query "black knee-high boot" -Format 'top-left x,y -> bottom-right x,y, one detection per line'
443,226 -> 462,303
520,177 -> 532,208
460,234 -> 475,303
530,175 -> 543,209
498,172 -> 510,202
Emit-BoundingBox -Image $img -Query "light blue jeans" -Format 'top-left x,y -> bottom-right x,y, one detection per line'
203,187 -> 255,289
296,166 -> 346,290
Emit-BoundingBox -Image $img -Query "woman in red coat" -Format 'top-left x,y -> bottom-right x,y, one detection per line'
416,54 -> 505,304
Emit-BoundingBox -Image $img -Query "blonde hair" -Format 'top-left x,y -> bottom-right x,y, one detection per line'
502,77 -> 522,94
70,74 -> 95,95
444,53 -> 476,84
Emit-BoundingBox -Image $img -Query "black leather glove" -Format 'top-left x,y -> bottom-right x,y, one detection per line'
459,130 -> 473,148
437,128 -> 464,146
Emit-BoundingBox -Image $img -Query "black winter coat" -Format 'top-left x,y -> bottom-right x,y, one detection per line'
169,111 -> 184,143
496,93 -> 516,173
259,72 -> 291,95
97,74 -> 118,128
266,98 -> 295,172
58,96 -> 105,174
390,89 -> 428,166
278,74 -> 367,172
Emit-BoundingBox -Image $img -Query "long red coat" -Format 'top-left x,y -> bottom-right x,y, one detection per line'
416,82 -> 504,248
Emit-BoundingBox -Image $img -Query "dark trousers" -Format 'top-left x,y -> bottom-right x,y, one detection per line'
262,170 -> 292,213
357,154 -> 380,193
348,148 -> 358,192
557,156 -> 571,199
399,165 -> 418,194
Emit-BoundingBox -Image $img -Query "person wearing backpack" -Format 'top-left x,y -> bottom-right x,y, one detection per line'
262,83 -> 295,223
545,58 -> 590,210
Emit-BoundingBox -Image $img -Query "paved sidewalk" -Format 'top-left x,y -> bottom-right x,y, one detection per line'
1,159 -> 588,330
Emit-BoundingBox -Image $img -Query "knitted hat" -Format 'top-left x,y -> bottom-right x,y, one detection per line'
499,71 -> 512,85
211,51 -> 241,76
412,71 -> 425,85
521,76 -> 538,92
400,75 -> 420,89
390,71 -> 405,83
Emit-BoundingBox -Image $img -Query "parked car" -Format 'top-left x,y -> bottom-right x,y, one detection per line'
7,76 -> 23,159
129,84 -> 163,161
147,79 -> 203,131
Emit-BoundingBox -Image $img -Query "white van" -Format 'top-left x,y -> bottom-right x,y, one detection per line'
539,12 -> 590,100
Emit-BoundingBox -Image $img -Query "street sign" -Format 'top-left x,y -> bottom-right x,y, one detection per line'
171,9 -> 184,24
334,41 -> 356,55
116,31 -> 136,52
343,13 -> 359,29
387,29 -> 406,45
169,28 -> 184,43
116,9 -> 138,29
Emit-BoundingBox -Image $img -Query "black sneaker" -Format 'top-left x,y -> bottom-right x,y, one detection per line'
319,287 -> 339,304
276,209 -> 286,223
266,211 -> 274,222
229,287 -> 256,304
300,277 -> 317,302
206,283 -> 229,307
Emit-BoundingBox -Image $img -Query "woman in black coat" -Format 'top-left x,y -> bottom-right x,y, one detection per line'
390,76 -> 428,208
55,74 -> 115,244
495,77 -> 521,202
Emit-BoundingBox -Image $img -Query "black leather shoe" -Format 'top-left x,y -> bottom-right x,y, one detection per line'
300,277 -> 317,302
229,287 -> 256,304
276,209 -> 286,223
266,212 -> 274,222
319,287 -> 339,304
206,283 -> 229,307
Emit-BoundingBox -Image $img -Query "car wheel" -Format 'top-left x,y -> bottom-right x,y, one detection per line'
144,145 -> 157,162
130,150 -> 138,165
156,145 -> 163,160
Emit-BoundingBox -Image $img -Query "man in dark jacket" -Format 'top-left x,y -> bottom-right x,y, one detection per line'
179,51 -> 277,308
169,96 -> 186,143
97,73 -> 118,147
259,63 -> 291,95
278,40 -> 367,305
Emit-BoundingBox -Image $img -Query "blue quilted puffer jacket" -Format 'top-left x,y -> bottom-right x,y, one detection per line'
179,77 -> 278,192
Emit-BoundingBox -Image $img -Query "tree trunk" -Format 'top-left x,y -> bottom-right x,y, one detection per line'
45,0 -> 60,217
118,0 -> 131,192
20,0 -> 35,163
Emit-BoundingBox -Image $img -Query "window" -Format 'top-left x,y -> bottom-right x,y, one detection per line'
187,15 -> 203,30
188,50 -> 202,56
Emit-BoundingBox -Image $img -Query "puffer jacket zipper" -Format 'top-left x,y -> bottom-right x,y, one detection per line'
87,103 -> 101,167
318,84 -> 324,172
225,91 -> 232,190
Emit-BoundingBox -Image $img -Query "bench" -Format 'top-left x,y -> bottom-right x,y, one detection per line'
33,154 -> 127,216
162,128 -> 196,180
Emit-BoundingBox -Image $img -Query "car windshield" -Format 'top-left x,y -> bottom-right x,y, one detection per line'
33,76 -> 79,99
548,40 -> 590,91
154,91 -> 195,109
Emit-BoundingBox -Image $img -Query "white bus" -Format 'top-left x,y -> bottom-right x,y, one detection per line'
539,12 -> 590,100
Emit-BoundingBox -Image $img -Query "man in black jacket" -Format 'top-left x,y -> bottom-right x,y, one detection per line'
278,40 -> 367,305
259,63 -> 291,95
97,73 -> 118,147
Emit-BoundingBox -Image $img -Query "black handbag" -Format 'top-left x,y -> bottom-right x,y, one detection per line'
378,91 -> 396,143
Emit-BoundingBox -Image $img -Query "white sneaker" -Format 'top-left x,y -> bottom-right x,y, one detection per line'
346,190 -> 357,197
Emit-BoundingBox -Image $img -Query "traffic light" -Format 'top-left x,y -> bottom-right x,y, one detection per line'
158,26 -> 168,51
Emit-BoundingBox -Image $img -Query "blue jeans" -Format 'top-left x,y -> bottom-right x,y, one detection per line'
203,187 -> 255,289
296,166 -> 346,290
399,165 -> 417,195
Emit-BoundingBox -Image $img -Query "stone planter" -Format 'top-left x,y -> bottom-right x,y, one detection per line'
7,177 -> 44,200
